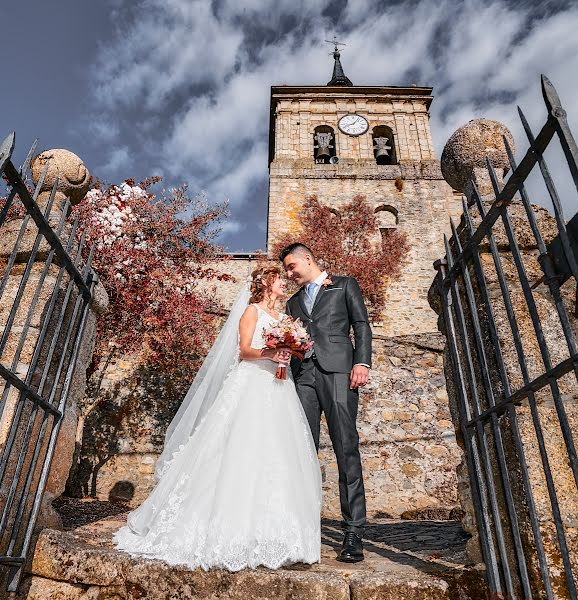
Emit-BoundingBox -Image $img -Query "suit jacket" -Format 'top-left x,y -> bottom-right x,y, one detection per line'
285,275 -> 372,374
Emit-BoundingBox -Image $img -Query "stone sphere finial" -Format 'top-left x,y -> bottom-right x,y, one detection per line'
441,119 -> 515,194
30,149 -> 91,205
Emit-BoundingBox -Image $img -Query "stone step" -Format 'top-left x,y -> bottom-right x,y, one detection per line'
22,515 -> 487,599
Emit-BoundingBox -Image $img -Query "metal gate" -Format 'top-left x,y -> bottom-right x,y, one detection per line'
433,76 -> 578,599
0,133 -> 97,595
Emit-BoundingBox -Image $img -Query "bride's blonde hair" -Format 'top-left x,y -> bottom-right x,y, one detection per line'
249,265 -> 282,304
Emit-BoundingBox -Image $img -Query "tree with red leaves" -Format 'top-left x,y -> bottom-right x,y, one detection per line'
272,195 -> 408,320
72,179 -> 232,383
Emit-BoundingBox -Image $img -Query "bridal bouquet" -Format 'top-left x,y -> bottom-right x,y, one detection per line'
262,316 -> 314,380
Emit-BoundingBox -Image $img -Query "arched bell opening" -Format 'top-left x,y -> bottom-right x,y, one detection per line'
372,126 -> 397,165
313,125 -> 336,164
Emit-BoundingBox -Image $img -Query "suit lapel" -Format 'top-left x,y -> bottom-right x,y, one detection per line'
297,286 -> 310,317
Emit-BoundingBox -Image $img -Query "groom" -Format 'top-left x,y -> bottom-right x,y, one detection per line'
280,243 -> 371,563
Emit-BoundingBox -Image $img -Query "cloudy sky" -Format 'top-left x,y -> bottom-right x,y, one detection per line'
3,0 -> 578,251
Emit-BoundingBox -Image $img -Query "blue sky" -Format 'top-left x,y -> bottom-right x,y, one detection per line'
3,0 -> 578,251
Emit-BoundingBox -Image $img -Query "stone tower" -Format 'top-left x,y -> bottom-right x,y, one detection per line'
267,47 -> 462,336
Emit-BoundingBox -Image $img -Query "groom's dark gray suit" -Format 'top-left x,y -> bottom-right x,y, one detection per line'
286,274 -> 371,535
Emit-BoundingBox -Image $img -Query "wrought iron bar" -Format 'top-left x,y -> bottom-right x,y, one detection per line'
19,138 -> 38,179
7,262 -> 96,594
6,201 -> 71,387
0,164 -> 48,304
0,230 -> 88,537
0,220 -> 80,464
0,133 -> 96,597
517,108 -> 578,326
0,187 -> 19,232
0,366 -> 61,418
3,160 -> 92,302
472,183 -> 576,599
486,161 -> 578,491
499,207 -> 578,597
434,258 -> 502,593
462,197 -> 553,597
7,257 -> 93,558
0,132 -> 15,175
444,234 -> 514,596
468,353 -> 578,424
542,75 -> 578,196
0,177 -> 60,355
450,214 -> 531,596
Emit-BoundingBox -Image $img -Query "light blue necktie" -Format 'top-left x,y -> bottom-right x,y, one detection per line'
305,283 -> 317,313
304,283 -> 317,359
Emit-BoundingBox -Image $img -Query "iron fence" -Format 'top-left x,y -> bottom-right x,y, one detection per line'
0,132 -> 97,595
433,75 -> 578,599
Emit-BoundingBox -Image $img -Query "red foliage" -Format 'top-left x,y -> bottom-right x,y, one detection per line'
272,195 -> 409,319
71,180 -> 232,382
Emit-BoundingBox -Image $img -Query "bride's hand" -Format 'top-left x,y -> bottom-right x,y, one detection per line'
262,348 -> 291,363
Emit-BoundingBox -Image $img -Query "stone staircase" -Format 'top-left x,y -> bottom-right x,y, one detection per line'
20,515 -> 487,599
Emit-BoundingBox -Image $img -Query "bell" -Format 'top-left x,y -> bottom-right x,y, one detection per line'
316,145 -> 331,160
314,132 -> 333,161
374,137 -> 392,162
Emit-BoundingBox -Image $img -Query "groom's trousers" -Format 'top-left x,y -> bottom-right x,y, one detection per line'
294,356 -> 366,535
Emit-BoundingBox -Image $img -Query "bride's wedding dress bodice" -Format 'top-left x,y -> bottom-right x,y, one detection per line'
249,303 -> 285,348
243,304 -> 290,377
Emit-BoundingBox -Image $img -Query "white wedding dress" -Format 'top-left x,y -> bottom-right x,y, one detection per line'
113,303 -> 322,571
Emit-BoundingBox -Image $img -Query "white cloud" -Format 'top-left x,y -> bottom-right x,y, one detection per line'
89,0 -> 578,245
96,146 -> 131,175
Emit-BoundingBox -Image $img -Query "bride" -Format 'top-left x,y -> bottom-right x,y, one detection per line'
113,265 -> 322,571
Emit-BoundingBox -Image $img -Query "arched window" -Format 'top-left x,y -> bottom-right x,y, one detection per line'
372,126 -> 396,165
374,205 -> 398,240
313,125 -> 336,164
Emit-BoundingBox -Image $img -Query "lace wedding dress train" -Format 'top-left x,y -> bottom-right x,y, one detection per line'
113,304 -> 322,571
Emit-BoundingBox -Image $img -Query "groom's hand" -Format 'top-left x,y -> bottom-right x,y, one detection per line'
350,365 -> 369,389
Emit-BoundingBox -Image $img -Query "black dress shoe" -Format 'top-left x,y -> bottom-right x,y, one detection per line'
336,531 -> 364,563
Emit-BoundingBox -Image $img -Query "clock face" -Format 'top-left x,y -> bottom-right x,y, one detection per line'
338,114 -> 369,136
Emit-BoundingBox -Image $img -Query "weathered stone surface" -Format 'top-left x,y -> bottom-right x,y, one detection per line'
30,149 -> 91,205
27,515 -> 486,599
28,577 -> 88,600
32,528 -> 349,599
440,118 -> 515,195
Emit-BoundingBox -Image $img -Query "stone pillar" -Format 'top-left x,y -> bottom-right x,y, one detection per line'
430,119 -> 578,597
0,149 -> 108,538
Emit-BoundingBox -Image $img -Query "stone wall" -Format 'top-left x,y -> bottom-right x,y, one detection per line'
323,332 -> 459,518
